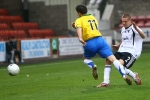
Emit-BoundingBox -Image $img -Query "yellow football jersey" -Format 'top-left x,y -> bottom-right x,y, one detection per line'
75,14 -> 102,41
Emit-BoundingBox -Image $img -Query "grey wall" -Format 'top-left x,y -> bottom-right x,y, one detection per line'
29,2 -> 68,36
0,0 -> 23,16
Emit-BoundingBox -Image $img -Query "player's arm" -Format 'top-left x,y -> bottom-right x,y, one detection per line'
132,21 -> 145,39
112,41 -> 122,51
76,27 -> 86,45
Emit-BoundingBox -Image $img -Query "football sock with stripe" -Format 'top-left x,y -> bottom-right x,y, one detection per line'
84,59 -> 95,68
113,60 -> 126,78
103,65 -> 112,84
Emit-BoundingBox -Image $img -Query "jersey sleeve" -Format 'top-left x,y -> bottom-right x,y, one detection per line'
75,18 -> 82,28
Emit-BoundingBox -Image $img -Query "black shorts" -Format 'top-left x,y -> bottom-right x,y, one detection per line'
114,52 -> 136,69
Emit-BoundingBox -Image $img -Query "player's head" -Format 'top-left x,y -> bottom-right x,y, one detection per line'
121,13 -> 132,28
75,4 -> 87,17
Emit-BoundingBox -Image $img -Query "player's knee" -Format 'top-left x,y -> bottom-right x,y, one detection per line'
105,59 -> 112,65
118,59 -> 124,65
84,59 -> 94,68
107,55 -> 116,63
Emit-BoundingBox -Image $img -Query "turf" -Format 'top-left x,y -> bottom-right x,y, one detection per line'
0,51 -> 150,100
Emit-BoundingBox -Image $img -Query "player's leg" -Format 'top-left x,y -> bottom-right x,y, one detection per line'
97,40 -> 127,78
84,59 -> 98,80
107,54 -> 131,79
113,52 -> 132,85
97,39 -> 131,86
103,60 -> 112,85
97,59 -> 112,87
125,68 -> 142,85
100,52 -> 122,86
10,50 -> 15,63
15,50 -> 24,63
122,53 -> 142,85
102,55 -> 132,86
83,38 -> 98,80
98,52 -> 125,87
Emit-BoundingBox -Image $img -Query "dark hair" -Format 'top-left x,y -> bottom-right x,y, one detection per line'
122,14 -> 131,20
75,4 -> 87,14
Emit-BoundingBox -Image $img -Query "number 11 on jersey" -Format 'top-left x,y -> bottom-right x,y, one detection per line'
88,20 -> 98,30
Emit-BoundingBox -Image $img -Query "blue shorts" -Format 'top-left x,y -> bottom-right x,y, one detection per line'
83,36 -> 113,59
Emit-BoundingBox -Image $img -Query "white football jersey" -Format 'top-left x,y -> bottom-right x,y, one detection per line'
118,25 -> 144,59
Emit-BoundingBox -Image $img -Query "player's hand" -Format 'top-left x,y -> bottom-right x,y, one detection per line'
83,42 -> 86,46
71,22 -> 76,29
79,39 -> 86,46
131,21 -> 137,29
112,45 -> 119,51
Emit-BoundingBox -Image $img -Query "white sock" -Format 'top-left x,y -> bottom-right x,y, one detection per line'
103,65 -> 111,84
125,68 -> 136,79
84,59 -> 95,68
113,60 -> 126,78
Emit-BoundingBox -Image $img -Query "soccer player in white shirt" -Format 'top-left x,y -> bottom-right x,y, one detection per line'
97,14 -> 146,87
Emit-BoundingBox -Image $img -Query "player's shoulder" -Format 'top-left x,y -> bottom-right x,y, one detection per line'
75,18 -> 81,25
120,27 -> 125,33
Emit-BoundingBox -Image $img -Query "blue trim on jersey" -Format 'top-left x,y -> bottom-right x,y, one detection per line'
83,36 -> 113,59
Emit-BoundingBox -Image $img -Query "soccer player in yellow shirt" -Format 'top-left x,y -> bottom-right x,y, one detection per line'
72,4 -> 132,87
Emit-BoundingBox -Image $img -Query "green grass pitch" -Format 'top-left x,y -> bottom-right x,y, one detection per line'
0,51 -> 150,100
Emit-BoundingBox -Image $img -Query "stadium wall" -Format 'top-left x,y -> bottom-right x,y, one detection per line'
28,0 -> 82,36
28,2 -> 68,36
0,36 -> 112,64
0,0 -> 23,16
